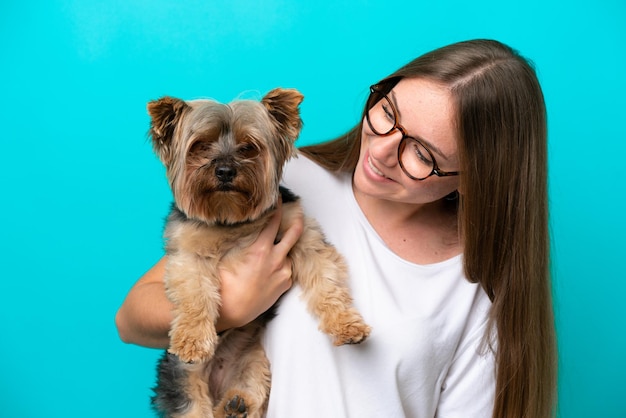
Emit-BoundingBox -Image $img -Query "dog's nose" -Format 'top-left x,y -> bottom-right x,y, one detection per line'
215,165 -> 237,183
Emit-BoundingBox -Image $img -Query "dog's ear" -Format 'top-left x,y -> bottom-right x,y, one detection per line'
147,96 -> 189,165
262,88 -> 304,144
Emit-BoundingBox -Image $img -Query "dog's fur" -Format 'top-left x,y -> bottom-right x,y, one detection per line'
147,88 -> 371,418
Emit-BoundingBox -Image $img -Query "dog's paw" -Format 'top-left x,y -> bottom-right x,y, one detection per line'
328,310 -> 372,346
217,394 -> 248,418
169,334 -> 216,364
333,322 -> 372,346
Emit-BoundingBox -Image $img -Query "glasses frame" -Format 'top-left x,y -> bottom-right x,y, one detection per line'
365,80 -> 460,181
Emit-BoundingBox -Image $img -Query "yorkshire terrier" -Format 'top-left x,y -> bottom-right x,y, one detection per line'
146,88 -> 371,418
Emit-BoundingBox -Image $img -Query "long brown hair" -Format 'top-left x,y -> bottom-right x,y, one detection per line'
300,39 -> 557,418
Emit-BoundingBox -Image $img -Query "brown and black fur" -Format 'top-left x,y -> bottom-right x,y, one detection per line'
146,88 -> 371,418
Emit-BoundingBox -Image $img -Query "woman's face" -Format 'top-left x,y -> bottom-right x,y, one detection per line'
353,77 -> 461,206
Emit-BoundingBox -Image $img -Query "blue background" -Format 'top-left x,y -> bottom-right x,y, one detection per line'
1,1 -> 624,417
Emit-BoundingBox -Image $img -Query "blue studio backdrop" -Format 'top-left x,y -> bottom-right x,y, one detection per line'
1,1 -> 624,417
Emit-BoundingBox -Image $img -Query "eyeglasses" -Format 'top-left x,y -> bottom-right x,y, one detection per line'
365,82 -> 460,181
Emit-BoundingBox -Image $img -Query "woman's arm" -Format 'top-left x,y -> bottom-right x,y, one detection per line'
115,257 -> 173,348
115,202 -> 304,348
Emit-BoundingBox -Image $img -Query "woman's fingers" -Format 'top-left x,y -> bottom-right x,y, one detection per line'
257,199 -> 284,247
274,206 -> 304,257
217,199 -> 304,328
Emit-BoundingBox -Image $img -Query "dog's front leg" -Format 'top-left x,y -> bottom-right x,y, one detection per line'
166,253 -> 222,364
291,222 -> 371,346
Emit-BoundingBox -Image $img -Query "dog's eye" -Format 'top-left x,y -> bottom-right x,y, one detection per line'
189,141 -> 212,155
238,143 -> 259,159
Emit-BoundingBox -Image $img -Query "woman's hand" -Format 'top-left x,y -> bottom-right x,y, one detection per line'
218,200 -> 304,329
115,200 -> 304,348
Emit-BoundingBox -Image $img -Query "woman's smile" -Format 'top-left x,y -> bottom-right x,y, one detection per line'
367,155 -> 393,181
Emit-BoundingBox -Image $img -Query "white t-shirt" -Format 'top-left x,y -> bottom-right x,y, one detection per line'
263,154 -> 495,418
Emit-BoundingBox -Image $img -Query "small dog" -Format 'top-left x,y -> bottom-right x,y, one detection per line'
147,88 -> 371,418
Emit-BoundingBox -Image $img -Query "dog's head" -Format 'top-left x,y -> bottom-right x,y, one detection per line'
147,88 -> 303,225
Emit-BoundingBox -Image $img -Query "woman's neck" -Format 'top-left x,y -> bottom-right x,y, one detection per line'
353,187 -> 461,265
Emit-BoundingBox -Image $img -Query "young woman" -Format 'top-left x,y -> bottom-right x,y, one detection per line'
116,39 -> 557,417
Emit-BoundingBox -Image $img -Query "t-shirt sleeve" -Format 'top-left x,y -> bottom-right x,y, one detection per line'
435,319 -> 496,418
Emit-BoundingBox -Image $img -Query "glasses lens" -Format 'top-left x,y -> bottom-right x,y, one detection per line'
366,93 -> 396,136
399,138 -> 435,180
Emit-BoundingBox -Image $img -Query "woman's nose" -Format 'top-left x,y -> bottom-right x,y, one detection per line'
369,129 -> 402,167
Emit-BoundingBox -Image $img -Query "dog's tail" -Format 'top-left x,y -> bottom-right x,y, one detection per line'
151,352 -> 192,417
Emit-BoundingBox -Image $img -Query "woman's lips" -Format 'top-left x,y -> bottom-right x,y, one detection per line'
368,156 -> 386,177
367,155 -> 396,182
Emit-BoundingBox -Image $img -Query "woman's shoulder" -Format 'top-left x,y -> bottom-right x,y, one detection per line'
283,151 -> 326,178
282,151 -> 349,196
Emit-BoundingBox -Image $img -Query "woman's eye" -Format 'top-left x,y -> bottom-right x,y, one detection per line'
412,142 -> 432,164
382,103 -> 395,122
416,149 -> 429,164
